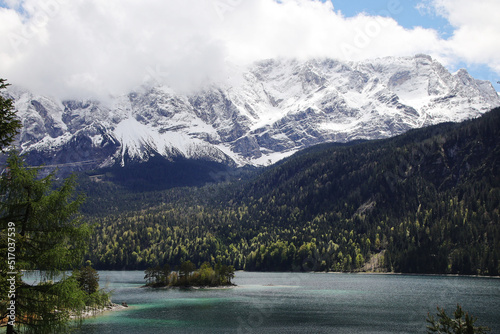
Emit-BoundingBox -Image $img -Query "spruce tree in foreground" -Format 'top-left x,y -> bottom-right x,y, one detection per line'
426,304 -> 490,333
0,153 -> 92,333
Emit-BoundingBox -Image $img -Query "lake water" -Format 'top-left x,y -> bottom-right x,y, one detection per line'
75,271 -> 500,333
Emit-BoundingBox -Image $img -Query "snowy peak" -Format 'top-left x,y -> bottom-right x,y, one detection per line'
7,55 -> 500,172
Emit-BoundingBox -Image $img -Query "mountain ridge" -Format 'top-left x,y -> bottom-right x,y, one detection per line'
5,54 -> 499,173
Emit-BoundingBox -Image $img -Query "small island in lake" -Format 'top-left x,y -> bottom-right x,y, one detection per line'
144,261 -> 235,288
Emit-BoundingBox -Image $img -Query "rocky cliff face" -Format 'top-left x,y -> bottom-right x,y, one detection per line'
5,55 -> 500,172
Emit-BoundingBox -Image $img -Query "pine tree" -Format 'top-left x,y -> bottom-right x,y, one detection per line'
0,79 -> 21,152
0,152 -> 92,333
74,261 -> 100,295
426,304 -> 490,333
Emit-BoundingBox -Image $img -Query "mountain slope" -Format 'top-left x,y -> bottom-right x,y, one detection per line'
6,55 -> 499,174
84,107 -> 500,275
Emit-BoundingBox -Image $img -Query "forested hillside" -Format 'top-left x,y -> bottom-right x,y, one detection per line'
81,107 -> 500,275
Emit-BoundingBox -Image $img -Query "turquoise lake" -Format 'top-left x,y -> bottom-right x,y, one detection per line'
74,271 -> 500,333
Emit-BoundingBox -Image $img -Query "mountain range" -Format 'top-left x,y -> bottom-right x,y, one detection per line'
5,54 -> 499,174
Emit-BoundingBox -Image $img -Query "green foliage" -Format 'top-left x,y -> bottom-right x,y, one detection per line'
1,153 -> 90,272
82,108 -> 500,275
14,277 -> 88,334
73,261 -> 100,295
179,260 -> 196,285
0,79 -> 21,152
0,152 -> 92,333
426,304 -> 490,333
72,262 -> 111,313
144,264 -> 171,286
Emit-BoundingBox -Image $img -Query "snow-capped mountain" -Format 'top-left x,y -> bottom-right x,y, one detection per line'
5,55 -> 500,172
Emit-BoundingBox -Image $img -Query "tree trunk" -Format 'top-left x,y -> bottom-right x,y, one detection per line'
6,323 -> 15,334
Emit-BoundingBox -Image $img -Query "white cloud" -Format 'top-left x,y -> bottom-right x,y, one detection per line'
417,0 -> 500,73
0,0 -> 497,100
1,0 -> 229,99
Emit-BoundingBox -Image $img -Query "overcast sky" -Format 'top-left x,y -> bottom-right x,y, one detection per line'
0,0 -> 499,100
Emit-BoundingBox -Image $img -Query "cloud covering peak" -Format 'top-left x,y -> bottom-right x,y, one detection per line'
0,0 -> 498,99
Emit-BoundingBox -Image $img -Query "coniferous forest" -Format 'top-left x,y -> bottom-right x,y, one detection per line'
78,107 -> 500,275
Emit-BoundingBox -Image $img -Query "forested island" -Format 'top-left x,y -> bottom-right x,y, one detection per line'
143,261 -> 235,288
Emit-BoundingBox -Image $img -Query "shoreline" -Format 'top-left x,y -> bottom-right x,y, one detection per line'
235,270 -> 500,279
313,271 -> 500,279
142,284 -> 236,290
75,303 -> 129,320
95,269 -> 500,280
